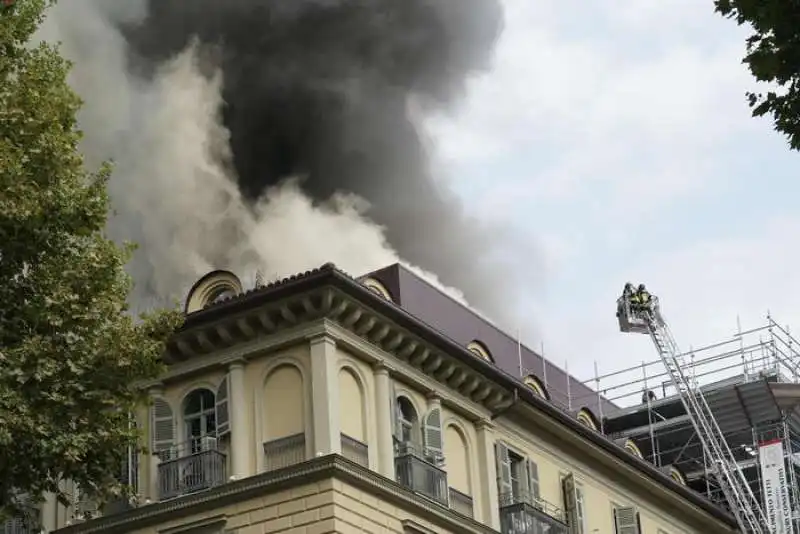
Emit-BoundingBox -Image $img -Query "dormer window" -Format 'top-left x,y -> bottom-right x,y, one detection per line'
466,340 -> 493,362
209,288 -> 235,305
184,270 -> 244,314
362,277 -> 393,301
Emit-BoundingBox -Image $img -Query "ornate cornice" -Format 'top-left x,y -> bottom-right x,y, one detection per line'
55,456 -> 495,534
165,287 -> 513,413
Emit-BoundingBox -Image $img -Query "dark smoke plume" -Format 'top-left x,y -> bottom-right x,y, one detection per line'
118,0 -> 516,320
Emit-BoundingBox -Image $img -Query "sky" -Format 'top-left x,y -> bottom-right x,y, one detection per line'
424,0 -> 800,402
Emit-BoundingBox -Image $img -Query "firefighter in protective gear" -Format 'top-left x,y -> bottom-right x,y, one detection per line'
635,284 -> 652,314
629,283 -> 641,306
637,284 -> 650,302
619,282 -> 635,318
622,282 -> 634,300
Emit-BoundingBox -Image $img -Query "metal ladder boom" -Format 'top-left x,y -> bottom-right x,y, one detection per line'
647,315 -> 767,533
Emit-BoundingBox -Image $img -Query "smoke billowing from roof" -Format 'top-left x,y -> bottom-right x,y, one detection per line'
38,0 -> 524,326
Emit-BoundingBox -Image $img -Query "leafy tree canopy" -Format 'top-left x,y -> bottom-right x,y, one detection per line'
0,0 -> 183,520
715,0 -> 800,150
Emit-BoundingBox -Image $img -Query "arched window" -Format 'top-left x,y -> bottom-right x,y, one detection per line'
624,440 -> 644,459
184,270 -> 243,314
576,408 -> 599,432
524,374 -> 550,400
466,340 -> 493,362
398,396 -> 418,444
184,388 -> 216,452
362,278 -> 393,301
208,287 -> 236,305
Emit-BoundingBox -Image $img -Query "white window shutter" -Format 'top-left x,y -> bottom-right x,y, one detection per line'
216,374 -> 231,438
150,397 -> 175,460
614,506 -> 641,534
495,442 -> 513,504
422,407 -> 443,461
562,473 -> 580,533
526,459 -> 540,502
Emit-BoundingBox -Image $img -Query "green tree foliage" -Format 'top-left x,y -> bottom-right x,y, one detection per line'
715,0 -> 800,150
0,0 -> 183,519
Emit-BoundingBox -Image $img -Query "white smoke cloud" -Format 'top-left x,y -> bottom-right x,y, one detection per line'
36,0 -> 470,309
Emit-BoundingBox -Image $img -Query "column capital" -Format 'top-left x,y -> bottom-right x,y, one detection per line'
228,358 -> 246,371
309,333 -> 336,347
372,361 -> 390,375
426,391 -> 442,403
475,418 -> 495,431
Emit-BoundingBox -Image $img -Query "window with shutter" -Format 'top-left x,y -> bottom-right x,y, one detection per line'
495,442 -> 513,506
562,474 -> 584,534
215,374 -> 230,438
151,398 -> 175,460
422,408 -> 443,462
613,506 -> 641,534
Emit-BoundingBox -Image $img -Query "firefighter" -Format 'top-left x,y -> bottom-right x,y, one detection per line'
636,284 -> 651,312
619,282 -> 635,318
622,282 -> 634,300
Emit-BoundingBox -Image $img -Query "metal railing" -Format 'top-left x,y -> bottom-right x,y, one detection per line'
340,433 -> 369,467
499,491 -> 567,534
1,517 -> 37,534
394,445 -> 448,506
448,487 -> 474,517
263,433 -> 306,472
158,439 -> 227,500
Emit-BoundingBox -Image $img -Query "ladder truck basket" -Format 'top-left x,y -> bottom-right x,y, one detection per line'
616,294 -> 665,334
616,284 -> 769,534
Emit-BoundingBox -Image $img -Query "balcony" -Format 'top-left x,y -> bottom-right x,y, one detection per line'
2,517 -> 36,534
394,443 -> 448,506
158,437 -> 227,500
263,433 -> 306,472
499,491 -> 568,534
340,433 -> 369,467
448,487 -> 474,518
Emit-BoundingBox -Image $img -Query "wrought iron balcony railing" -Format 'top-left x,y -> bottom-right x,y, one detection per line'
499,491 -> 568,534
158,437 -> 227,500
394,442 -> 448,506
2,516 -> 37,534
263,433 -> 307,472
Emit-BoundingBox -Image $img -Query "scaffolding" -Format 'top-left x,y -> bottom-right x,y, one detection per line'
583,315 -> 800,529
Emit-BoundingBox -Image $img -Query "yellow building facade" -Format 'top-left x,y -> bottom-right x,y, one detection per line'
36,264 -> 736,534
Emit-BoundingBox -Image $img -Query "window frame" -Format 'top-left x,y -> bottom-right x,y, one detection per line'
182,388 -> 217,451
561,472 -> 587,534
496,440 -> 541,507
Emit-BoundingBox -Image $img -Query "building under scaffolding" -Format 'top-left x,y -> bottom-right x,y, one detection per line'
586,317 -> 800,527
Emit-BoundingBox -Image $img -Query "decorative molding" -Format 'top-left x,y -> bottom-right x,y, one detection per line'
327,323 -> 493,422
158,515 -> 227,534
402,519 -> 439,534
154,322 -> 327,386
165,288 -> 513,419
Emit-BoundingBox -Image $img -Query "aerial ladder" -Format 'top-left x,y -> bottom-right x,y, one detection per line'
617,284 -> 768,534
